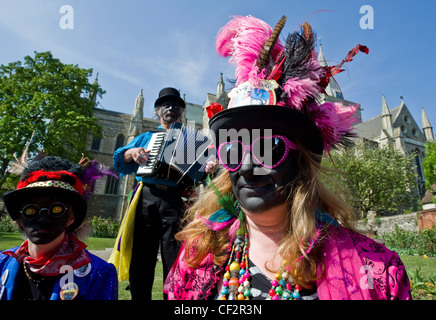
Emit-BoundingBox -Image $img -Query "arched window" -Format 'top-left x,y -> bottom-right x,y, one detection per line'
91,136 -> 101,151
415,149 -> 423,180
115,134 -> 125,151
105,176 -> 119,195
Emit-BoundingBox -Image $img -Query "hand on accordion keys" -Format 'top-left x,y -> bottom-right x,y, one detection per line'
124,147 -> 151,165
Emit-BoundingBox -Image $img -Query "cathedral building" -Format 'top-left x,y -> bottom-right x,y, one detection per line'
86,45 -> 433,219
319,44 -> 433,198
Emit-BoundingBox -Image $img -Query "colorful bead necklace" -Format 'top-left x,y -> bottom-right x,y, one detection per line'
219,228 -> 302,300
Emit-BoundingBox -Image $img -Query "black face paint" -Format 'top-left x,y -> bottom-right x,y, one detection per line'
229,147 -> 299,213
159,101 -> 181,124
20,196 -> 73,245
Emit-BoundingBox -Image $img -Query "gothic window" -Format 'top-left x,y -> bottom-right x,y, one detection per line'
91,136 -> 101,151
105,175 -> 119,195
115,134 -> 125,151
415,149 -> 423,180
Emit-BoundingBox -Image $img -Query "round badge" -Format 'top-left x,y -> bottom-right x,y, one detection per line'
74,263 -> 92,277
1,269 -> 9,286
60,282 -> 79,300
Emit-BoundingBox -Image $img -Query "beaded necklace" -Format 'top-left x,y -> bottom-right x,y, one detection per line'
219,227 -> 302,300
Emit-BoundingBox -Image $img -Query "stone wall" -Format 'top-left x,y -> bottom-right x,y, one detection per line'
87,194 -> 122,219
356,212 -> 418,237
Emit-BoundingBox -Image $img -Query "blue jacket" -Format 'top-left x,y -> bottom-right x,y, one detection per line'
0,247 -> 118,300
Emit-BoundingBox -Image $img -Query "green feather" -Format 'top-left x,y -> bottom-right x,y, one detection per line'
206,175 -> 238,217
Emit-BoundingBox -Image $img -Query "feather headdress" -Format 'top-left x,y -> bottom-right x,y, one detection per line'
214,15 -> 368,153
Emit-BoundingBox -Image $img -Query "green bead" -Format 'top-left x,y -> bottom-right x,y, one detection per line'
275,286 -> 283,295
244,289 -> 251,297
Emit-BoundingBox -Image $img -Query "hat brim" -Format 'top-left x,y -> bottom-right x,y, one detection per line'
3,187 -> 87,231
154,96 -> 185,108
209,105 -> 323,156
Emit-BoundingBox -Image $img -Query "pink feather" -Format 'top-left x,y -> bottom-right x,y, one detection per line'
196,213 -> 236,231
306,101 -> 360,152
228,218 -> 241,242
281,51 -> 324,109
216,15 -> 284,86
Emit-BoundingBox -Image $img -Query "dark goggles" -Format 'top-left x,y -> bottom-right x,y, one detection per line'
20,202 -> 69,220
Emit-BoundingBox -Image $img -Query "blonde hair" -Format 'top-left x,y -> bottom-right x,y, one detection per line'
176,144 -> 356,288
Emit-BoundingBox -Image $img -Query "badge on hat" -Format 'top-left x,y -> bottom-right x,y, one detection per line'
228,80 -> 278,109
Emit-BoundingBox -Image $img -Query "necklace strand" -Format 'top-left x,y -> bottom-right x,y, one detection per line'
23,263 -> 46,284
219,227 -> 302,300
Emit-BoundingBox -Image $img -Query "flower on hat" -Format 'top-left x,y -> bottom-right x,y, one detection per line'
206,102 -> 224,119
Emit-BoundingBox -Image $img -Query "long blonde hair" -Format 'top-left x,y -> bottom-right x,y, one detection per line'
176,145 -> 356,287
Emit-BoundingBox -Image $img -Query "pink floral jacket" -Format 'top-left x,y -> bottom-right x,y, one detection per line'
163,226 -> 412,300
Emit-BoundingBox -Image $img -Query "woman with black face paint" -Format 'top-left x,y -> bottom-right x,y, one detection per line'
0,156 -> 118,300
163,15 -> 411,301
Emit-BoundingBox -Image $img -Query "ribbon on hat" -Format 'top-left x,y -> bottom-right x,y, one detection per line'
17,169 -> 84,195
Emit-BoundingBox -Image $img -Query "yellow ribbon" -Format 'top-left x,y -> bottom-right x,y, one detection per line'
108,181 -> 143,281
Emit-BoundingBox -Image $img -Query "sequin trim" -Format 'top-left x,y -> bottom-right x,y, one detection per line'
26,180 -> 78,193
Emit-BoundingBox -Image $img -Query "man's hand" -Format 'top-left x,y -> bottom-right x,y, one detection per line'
205,159 -> 219,175
123,147 -> 150,165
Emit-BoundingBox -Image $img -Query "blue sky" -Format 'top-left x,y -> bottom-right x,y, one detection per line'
1,0 -> 435,130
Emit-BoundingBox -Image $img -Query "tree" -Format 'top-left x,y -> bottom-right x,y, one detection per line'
323,141 -> 419,217
0,51 -> 104,192
423,141 -> 436,190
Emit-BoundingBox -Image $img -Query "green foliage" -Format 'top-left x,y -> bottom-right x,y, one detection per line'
90,216 -> 120,238
382,225 -> 436,256
324,141 -> 419,216
0,215 -> 17,232
0,51 -> 105,192
408,266 -> 436,300
423,141 -> 436,190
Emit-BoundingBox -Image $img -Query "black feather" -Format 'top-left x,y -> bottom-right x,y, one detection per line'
275,29 -> 321,102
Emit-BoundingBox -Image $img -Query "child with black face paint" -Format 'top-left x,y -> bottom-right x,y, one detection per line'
163,15 -> 411,301
0,156 -> 118,300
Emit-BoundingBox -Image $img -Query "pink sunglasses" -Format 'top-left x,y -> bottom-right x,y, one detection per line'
217,135 -> 298,172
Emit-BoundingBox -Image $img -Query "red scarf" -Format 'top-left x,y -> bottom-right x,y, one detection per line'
2,233 -> 91,276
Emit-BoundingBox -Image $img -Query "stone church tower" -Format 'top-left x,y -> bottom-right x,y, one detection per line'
85,86 -> 203,219
203,73 -> 230,130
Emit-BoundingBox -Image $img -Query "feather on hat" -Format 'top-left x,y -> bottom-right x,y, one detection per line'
210,15 -> 368,154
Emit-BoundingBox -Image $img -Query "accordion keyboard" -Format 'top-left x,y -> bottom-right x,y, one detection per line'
137,131 -> 166,175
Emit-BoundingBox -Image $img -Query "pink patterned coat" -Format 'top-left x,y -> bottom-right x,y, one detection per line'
163,226 -> 411,300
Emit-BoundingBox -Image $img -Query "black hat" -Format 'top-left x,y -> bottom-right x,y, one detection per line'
209,105 -> 323,157
3,156 -> 87,231
154,87 -> 185,108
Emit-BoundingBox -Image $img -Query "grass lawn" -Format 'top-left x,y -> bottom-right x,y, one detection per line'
1,231 -> 435,300
0,232 -> 164,300
0,232 -> 115,251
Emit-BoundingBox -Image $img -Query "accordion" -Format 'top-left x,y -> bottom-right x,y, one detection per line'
136,122 -> 214,188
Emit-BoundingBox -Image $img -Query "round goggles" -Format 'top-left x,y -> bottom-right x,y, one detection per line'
217,135 -> 298,172
20,202 -> 69,220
